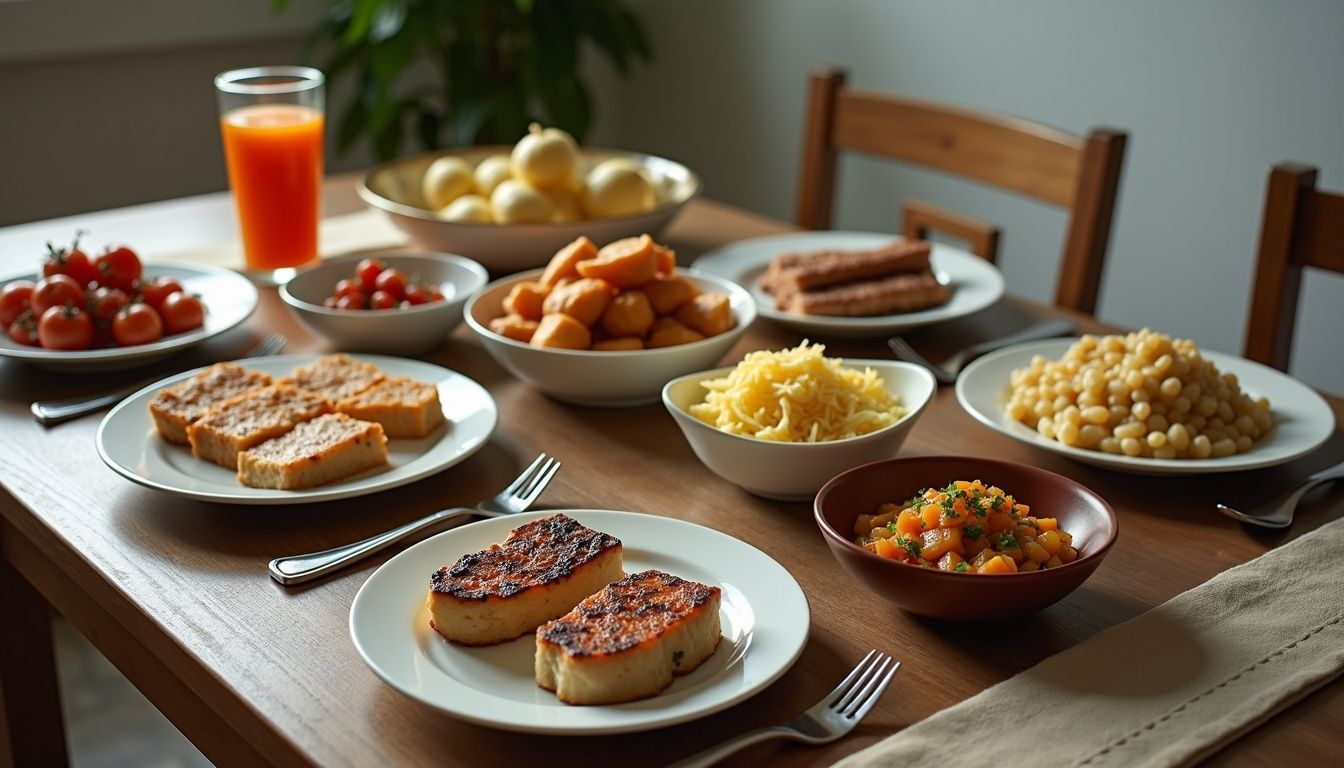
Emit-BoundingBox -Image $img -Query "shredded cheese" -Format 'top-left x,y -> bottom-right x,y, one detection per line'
690,341 -> 906,442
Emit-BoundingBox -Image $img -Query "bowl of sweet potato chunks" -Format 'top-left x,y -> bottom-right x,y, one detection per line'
465,234 -> 754,407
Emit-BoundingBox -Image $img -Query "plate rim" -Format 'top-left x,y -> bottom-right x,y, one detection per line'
348,508 -> 811,735
955,337 -> 1336,474
0,260 -> 259,363
690,230 -> 1005,332
95,353 -> 498,504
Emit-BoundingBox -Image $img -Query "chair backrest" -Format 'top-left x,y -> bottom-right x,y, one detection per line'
796,67 -> 1127,314
1244,163 -> 1344,371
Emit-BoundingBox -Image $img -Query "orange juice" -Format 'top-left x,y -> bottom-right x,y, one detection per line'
220,104 -> 323,270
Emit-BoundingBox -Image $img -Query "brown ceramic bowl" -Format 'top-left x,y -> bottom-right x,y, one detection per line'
814,456 -> 1117,622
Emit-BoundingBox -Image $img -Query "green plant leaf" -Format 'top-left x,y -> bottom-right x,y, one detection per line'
537,74 -> 591,142
368,27 -> 415,85
343,0 -> 384,46
416,106 -> 442,150
369,0 -> 408,43
337,99 -> 369,153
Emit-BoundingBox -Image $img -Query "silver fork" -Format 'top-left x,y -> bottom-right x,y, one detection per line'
31,332 -> 288,426
669,650 -> 900,768
1216,459 -> 1344,529
268,453 -> 561,585
888,318 -> 1076,384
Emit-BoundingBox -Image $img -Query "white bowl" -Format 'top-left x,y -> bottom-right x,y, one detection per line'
465,268 -> 755,407
359,146 -> 701,273
662,360 -> 937,500
281,252 -> 487,355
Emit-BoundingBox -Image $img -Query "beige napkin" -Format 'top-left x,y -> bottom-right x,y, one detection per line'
837,517 -> 1344,768
156,209 -> 407,269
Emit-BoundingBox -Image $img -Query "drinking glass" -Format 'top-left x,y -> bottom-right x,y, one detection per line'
215,66 -> 325,285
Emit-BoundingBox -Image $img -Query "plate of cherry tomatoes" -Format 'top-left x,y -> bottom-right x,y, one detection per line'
0,233 -> 258,371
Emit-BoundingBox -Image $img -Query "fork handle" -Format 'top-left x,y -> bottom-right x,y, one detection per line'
32,382 -> 149,426
667,726 -> 797,768
268,507 -> 475,586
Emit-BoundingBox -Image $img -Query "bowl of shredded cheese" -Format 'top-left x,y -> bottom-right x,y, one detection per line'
662,342 -> 936,500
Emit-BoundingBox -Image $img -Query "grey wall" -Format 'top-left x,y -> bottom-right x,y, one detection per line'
2,0 -> 1340,393
584,0 -> 1344,395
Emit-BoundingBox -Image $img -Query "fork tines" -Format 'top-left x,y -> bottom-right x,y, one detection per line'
830,650 -> 900,718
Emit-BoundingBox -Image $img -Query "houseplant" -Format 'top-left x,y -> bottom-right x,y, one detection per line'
278,0 -> 651,160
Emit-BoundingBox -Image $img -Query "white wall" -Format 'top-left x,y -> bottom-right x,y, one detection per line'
2,0 -> 1340,393
585,0 -> 1344,394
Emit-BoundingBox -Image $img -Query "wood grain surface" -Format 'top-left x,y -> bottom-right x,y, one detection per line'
0,183 -> 1341,767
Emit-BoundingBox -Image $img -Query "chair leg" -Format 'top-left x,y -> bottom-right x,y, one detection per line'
0,552 -> 68,768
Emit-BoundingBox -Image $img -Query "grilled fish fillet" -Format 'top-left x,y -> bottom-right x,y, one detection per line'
428,514 -> 624,646
535,570 -> 722,705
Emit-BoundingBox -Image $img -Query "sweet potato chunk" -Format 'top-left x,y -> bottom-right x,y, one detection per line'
530,313 -> 591,349
919,527 -> 963,562
489,314 -> 539,343
979,554 -> 1019,575
540,236 -> 598,287
674,292 -> 734,337
575,234 -> 658,288
895,509 -> 923,537
645,274 -> 700,314
646,317 -> 704,348
591,337 -> 644,351
599,290 -> 655,337
651,243 -> 677,275
502,281 -> 549,321
541,278 -> 614,327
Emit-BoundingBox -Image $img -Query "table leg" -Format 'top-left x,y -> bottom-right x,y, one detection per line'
0,550 -> 68,768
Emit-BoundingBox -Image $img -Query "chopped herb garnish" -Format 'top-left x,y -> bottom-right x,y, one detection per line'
967,491 -> 987,518
896,535 -> 922,559
673,650 -> 684,666
941,504 -> 959,520
996,532 -> 1019,550
953,562 -> 970,573
964,525 -> 983,541
909,496 -> 928,510
988,495 -> 1005,514
886,521 -> 900,534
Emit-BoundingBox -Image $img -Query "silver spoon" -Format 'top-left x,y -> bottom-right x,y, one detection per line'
888,318 -> 1076,384
1217,459 -> 1344,529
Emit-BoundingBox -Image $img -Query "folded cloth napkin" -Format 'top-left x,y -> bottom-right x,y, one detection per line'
836,516 -> 1344,768
157,209 -> 407,269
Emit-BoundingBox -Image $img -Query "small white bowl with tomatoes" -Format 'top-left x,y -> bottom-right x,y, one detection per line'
0,233 -> 259,371
280,251 -> 488,355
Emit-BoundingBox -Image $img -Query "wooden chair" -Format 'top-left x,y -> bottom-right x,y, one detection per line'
796,67 -> 1127,314
1244,163 -> 1344,371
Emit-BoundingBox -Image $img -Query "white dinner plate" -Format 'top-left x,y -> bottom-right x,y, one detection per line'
0,260 -> 258,371
350,509 -> 810,735
96,354 -> 497,504
956,339 -> 1336,475
691,231 -> 1004,338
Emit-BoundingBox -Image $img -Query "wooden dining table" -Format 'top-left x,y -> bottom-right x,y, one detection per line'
1,176 -> 1341,768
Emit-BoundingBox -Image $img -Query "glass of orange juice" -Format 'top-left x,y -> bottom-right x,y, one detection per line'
215,66 -> 325,285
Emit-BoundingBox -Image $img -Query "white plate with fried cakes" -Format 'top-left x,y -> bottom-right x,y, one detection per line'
349,509 -> 810,735
692,231 -> 1004,338
96,354 -> 497,504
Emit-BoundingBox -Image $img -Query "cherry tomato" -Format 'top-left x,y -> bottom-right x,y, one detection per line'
160,292 -> 205,335
334,279 -> 366,299
335,294 -> 365,310
423,285 -> 445,303
373,268 -> 407,301
399,300 -> 414,309
0,281 -> 34,326
322,297 -> 339,309
355,258 -> 385,287
42,232 -> 100,287
139,276 -> 183,312
95,246 -> 142,291
403,284 -> 429,305
87,287 -> 130,326
30,274 -> 85,317
7,312 -> 38,346
112,303 -> 163,346
368,290 -> 398,310
38,305 -> 94,350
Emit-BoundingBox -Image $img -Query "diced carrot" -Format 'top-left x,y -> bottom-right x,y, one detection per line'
920,504 -> 941,531
872,537 -> 900,560
919,526 -> 964,562
895,509 -> 923,537
1036,517 -> 1059,532
979,554 -> 1019,575
937,551 -> 964,572
987,511 -> 1014,532
1015,503 -> 1031,516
